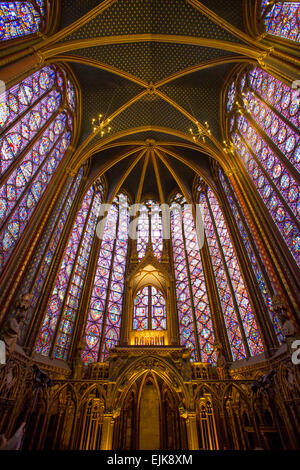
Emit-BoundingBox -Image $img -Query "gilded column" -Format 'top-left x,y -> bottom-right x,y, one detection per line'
185,412 -> 199,450
100,413 -> 115,450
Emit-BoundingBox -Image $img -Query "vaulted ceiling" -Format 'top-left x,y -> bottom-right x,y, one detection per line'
53,0 -> 249,202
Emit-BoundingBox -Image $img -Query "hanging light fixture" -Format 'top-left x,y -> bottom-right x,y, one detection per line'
189,121 -> 211,143
91,114 -> 112,136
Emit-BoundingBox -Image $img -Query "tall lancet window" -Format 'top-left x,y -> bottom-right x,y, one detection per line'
199,185 -> 264,360
82,193 -> 129,364
0,65 -> 77,275
133,286 -> 167,331
137,200 -> 163,260
0,1 -> 49,42
226,66 -> 300,268
170,194 -> 216,363
217,170 -> 284,345
19,166 -> 84,344
260,1 -> 300,43
36,179 -> 105,359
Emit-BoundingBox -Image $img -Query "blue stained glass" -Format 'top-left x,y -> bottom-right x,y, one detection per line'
0,2 -> 46,42
262,2 -> 300,43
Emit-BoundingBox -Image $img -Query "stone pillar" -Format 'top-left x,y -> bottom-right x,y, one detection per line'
120,285 -> 133,346
167,285 -> 176,345
100,413 -> 115,450
185,413 -> 199,450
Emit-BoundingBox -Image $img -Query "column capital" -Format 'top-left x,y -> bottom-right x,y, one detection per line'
224,164 -> 239,178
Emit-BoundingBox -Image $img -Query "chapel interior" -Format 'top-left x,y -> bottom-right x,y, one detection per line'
0,0 -> 300,451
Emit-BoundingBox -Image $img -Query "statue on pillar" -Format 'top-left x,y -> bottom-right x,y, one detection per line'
214,342 -> 229,379
0,293 -> 32,359
71,339 -> 86,379
161,239 -> 169,264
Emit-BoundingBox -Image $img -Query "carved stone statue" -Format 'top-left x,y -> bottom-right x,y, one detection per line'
170,351 -> 192,381
272,295 -> 299,354
109,354 -> 129,380
0,293 -> 31,357
214,342 -> 229,379
72,339 -> 86,379
250,370 -> 276,398
284,365 -> 300,396
271,295 -> 286,312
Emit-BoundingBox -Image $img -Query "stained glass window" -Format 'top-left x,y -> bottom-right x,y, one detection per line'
226,81 -> 236,113
151,203 -> 163,259
19,168 -> 84,344
199,186 -> 264,360
82,193 -> 129,364
137,200 -> 163,260
226,66 -> 300,268
0,1 -> 47,42
36,179 -> 105,359
261,1 -> 300,43
101,194 -> 129,361
137,204 -> 149,258
0,65 -> 76,275
0,66 -> 59,169
170,194 -> 216,363
133,286 -> 167,331
218,169 -> 284,344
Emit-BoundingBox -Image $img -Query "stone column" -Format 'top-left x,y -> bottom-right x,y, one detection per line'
185,412 -> 199,450
100,413 -> 115,450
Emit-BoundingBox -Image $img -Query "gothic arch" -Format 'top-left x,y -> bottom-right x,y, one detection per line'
110,354 -> 191,412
